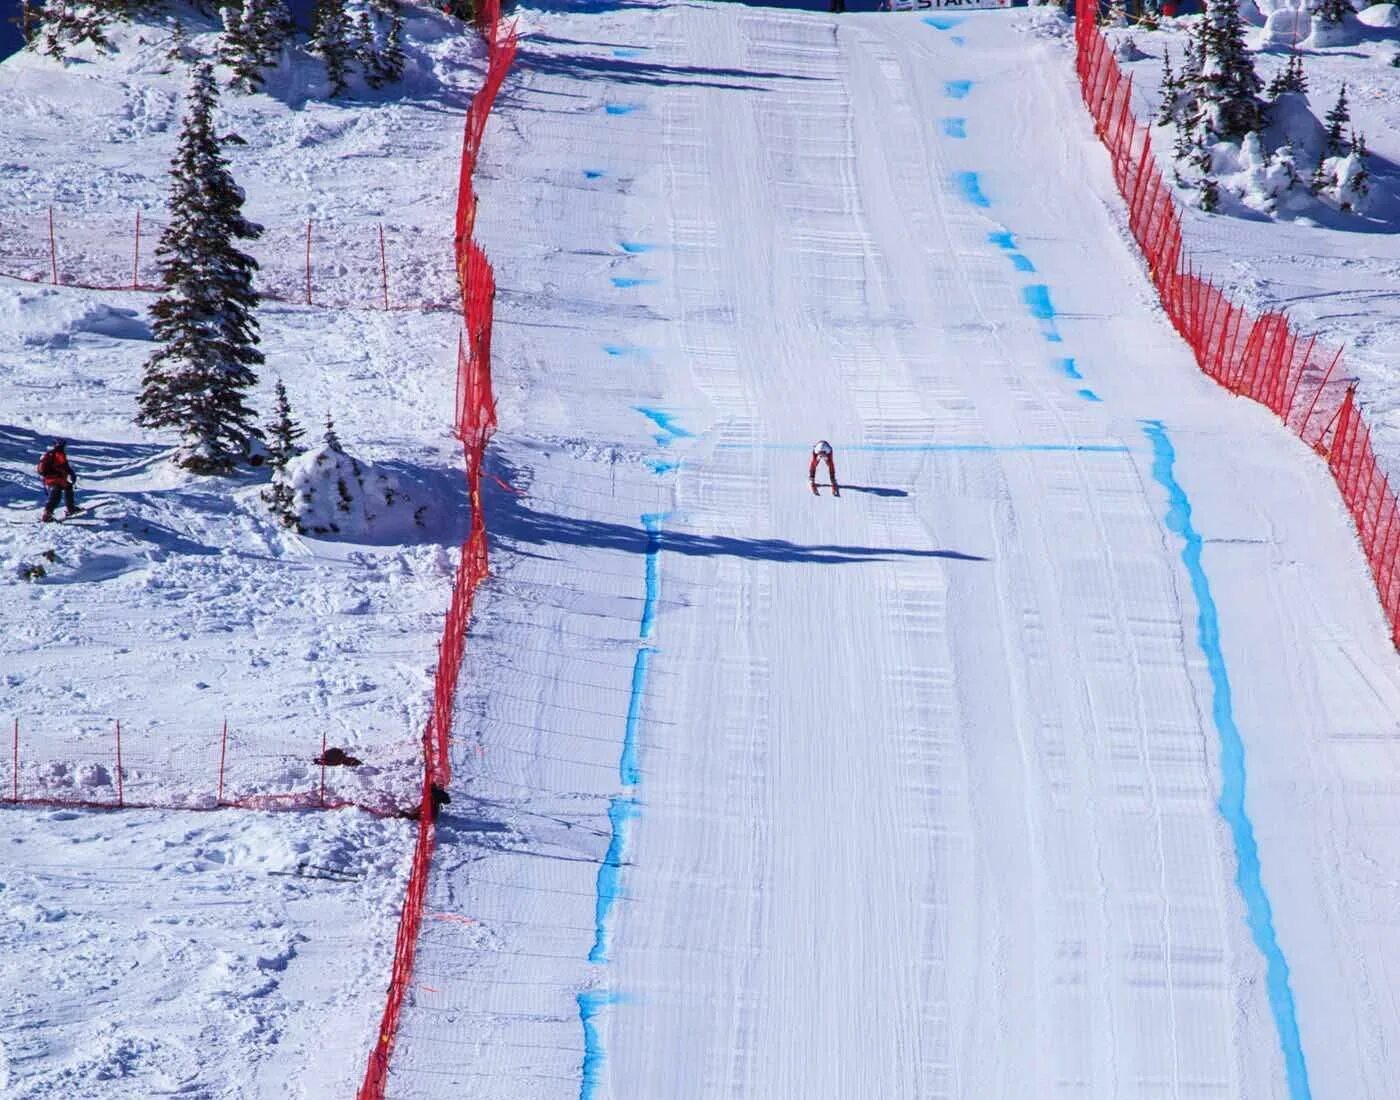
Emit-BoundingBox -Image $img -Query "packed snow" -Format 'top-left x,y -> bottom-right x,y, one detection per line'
6,0 -> 1400,1098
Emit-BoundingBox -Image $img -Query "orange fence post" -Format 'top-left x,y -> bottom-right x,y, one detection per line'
319,730 -> 327,807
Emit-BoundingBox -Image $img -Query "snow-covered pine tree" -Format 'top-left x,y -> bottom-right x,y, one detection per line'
1311,0 -> 1351,24
1157,47 -> 1179,126
1267,51 -> 1307,98
1194,0 -> 1265,141
353,9 -> 377,73
311,0 -> 353,96
1323,84 -> 1350,156
166,14 -> 187,61
34,1 -> 112,56
138,63 -> 265,473
261,379 -> 303,526
371,1 -> 405,85
220,1 -> 259,90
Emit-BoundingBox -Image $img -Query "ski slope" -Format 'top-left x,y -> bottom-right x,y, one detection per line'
385,4 -> 1400,1099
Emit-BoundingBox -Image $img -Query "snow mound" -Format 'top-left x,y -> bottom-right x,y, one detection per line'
282,439 -> 429,542
0,286 -> 151,348
1357,2 -> 1400,26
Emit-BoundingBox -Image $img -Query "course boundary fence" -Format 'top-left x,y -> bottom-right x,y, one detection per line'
2,717 -> 412,817
1074,1 -> 1400,649
356,4 -> 514,1096
0,211 -> 458,311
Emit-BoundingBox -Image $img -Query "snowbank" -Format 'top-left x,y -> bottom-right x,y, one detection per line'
280,434 -> 432,542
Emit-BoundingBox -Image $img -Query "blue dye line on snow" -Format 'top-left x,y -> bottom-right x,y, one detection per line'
646,457 -> 679,475
605,103 -> 641,115
951,34 -> 966,45
639,512 -> 665,638
589,796 -> 640,964
715,442 -> 1129,454
1059,357 -> 1083,379
620,240 -> 656,254
923,14 -> 962,28
1007,252 -> 1035,273
612,276 -> 658,289
612,46 -> 645,57
583,169 -> 606,180
945,79 -> 973,99
577,989 -> 623,1100
954,171 -> 991,208
1077,388 -> 1102,402
621,648 -> 652,786
1142,420 -> 1312,1100
1022,284 -> 1063,342
635,407 -> 694,448
987,230 -> 1016,249
604,343 -> 644,358
941,117 -> 967,139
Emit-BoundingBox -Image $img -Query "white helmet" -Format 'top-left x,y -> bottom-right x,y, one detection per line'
814,440 -> 832,456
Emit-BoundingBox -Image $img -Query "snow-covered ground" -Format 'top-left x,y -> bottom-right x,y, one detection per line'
0,4 -> 480,1095
1098,4 -> 1400,457
8,1 -> 1400,1098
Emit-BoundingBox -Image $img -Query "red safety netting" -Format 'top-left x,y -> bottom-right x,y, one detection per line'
356,4 -> 515,1097
0,210 -> 458,311
1074,2 -> 1400,648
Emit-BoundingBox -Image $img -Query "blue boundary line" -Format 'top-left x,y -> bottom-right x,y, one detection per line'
1142,420 -> 1312,1100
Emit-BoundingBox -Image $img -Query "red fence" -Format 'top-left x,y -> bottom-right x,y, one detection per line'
2,717 -> 415,817
0,210 -> 458,311
356,5 -> 515,1097
1074,2 -> 1400,648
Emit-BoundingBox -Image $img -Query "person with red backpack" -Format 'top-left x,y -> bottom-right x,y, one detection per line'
37,439 -> 79,522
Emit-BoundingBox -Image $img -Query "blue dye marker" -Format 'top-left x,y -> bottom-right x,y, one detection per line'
953,171 -> 991,208
951,35 -> 966,45
638,512 -> 665,640
635,407 -> 693,447
1142,420 -> 1312,1100
923,15 -> 962,29
1059,357 -> 1083,379
612,47 -> 645,58
620,241 -> 656,254
1022,284 -> 1056,320
945,79 -> 973,99
645,458 -> 679,475
583,169 -> 606,180
611,276 -> 658,289
941,117 -> 967,139
589,796 -> 640,964
988,230 -> 1016,250
604,343 -> 644,358
605,103 -> 640,115
1077,388 -> 1102,402
578,989 -> 623,1100
1009,253 -> 1035,272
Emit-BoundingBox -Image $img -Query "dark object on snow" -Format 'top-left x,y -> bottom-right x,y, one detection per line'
37,440 -> 78,521
315,746 -> 362,767
405,783 -> 452,822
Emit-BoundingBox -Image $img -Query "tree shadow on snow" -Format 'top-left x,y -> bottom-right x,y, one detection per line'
482,451 -> 986,565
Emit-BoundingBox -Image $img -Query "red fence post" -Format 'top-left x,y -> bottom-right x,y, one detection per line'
305,220 -> 313,306
319,730 -> 327,808
217,719 -> 228,805
379,224 -> 389,311
48,207 -> 57,284
132,210 -> 141,290
114,720 -> 124,808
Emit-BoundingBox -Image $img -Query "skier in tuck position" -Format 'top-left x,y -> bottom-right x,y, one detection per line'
809,440 -> 839,496
37,439 -> 80,522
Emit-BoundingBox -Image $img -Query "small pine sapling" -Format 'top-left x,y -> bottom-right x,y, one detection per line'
262,379 -> 303,527
1310,0 -> 1351,24
311,0 -> 353,96
1323,84 -> 1350,157
1157,47 -> 1179,126
373,2 -> 405,85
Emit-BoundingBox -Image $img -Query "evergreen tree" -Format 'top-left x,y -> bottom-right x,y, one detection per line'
311,0 -> 353,96
1157,47 -> 1179,126
1267,51 -> 1307,98
1193,0 -> 1265,141
1311,0 -> 1351,23
34,1 -> 112,56
353,9 -> 376,68
220,0 -> 288,91
371,1 -> 405,85
166,14 -> 187,62
1324,84 -> 1350,156
261,379 -> 303,526
138,63 -> 265,473
322,413 -> 344,454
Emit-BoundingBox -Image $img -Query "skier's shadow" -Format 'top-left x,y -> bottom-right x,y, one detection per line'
839,484 -> 908,498
482,451 -> 986,565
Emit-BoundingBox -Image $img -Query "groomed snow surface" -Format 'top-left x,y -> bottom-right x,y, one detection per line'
6,1 -> 1400,1098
